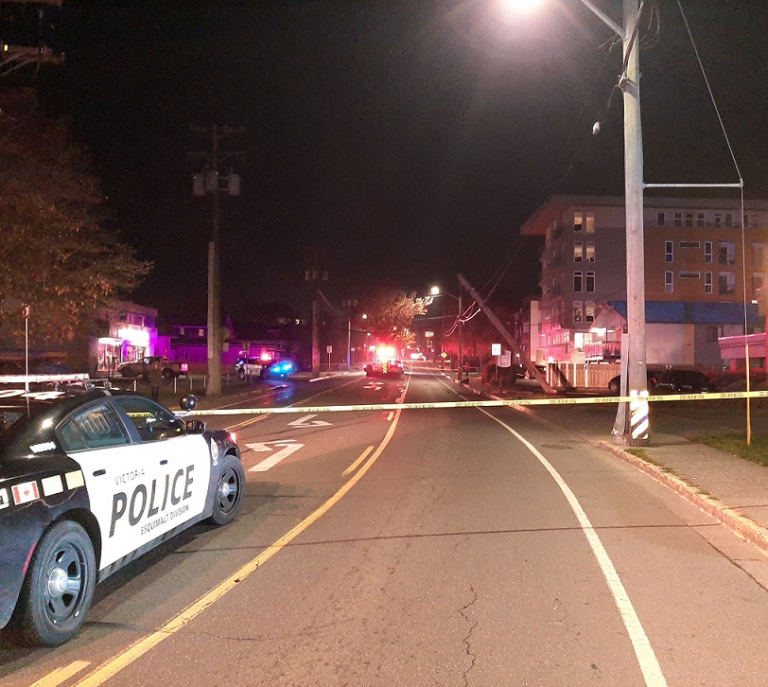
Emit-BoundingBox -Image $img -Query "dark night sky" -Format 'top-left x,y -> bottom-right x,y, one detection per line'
20,0 -> 768,322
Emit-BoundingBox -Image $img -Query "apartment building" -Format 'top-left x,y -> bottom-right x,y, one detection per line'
520,196 -> 768,368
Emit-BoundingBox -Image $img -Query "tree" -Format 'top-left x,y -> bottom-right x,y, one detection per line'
362,290 -> 429,350
0,88 -> 151,348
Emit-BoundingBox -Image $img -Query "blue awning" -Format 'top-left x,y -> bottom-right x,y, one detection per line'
607,301 -> 758,324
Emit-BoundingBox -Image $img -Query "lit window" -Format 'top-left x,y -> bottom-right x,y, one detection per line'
574,241 -> 583,262
586,242 -> 595,262
585,301 -> 595,323
574,212 -> 583,232
665,271 -> 673,294
585,213 -> 595,233
585,271 -> 595,292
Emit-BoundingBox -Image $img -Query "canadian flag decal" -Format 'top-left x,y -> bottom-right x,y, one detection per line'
12,481 -> 40,505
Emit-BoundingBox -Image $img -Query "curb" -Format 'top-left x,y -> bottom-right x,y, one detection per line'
596,440 -> 768,557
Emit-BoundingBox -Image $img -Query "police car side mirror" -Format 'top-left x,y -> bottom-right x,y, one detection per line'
185,419 -> 206,433
179,394 -> 198,411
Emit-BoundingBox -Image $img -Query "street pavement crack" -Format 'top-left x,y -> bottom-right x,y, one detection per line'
458,584 -> 478,686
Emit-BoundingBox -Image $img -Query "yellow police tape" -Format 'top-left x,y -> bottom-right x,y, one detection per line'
186,389 -> 768,416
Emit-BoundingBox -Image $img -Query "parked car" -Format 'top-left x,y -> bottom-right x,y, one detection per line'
654,369 -> 717,394
608,370 -> 660,394
117,356 -> 188,380
0,375 -> 244,646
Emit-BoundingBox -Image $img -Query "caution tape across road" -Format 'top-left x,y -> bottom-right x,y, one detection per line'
186,389 -> 768,416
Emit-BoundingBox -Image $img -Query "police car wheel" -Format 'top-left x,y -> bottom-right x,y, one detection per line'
162,368 -> 175,380
15,521 -> 96,647
209,455 -> 245,526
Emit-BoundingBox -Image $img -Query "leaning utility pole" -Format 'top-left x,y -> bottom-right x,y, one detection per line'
189,125 -> 244,396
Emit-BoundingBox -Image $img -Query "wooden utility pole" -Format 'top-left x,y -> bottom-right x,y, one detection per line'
305,249 -> 328,378
189,125 -> 244,396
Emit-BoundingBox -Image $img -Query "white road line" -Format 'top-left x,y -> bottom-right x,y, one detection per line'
30,661 -> 91,687
477,406 -> 667,687
247,443 -> 303,471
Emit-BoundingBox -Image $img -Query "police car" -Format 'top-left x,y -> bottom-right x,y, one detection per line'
0,374 -> 244,647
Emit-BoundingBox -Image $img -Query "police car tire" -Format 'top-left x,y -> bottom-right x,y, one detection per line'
15,521 -> 96,647
162,368 -> 175,380
209,455 -> 245,526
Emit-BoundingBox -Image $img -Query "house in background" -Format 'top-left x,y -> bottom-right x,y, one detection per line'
169,317 -> 289,374
521,195 -> 768,369
91,300 -> 159,375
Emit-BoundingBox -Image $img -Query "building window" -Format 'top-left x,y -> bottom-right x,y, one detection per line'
585,213 -> 595,233
714,213 -> 723,227
684,212 -> 693,227
718,241 -> 735,265
665,271 -> 673,294
574,212 -> 583,232
586,242 -> 595,262
573,271 -> 583,292
657,211 -> 666,226
696,213 -> 705,227
704,272 -> 713,294
753,242 -> 768,266
673,212 -> 682,227
718,271 -> 736,295
585,271 -> 595,292
704,241 -> 713,263
753,273 -> 766,295
198,328 -> 205,338
665,241 -> 673,263
573,301 -> 583,323
574,241 -> 583,262
679,241 -> 700,249
725,213 -> 733,227
585,301 -> 595,323
679,271 -> 701,278
706,326 -> 719,343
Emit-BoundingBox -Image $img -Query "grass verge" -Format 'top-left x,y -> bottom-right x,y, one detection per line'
694,434 -> 768,468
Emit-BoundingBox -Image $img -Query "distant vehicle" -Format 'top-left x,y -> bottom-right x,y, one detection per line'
0,375 -> 243,646
365,344 -> 405,378
234,356 -> 295,380
117,356 -> 188,380
406,348 -> 426,361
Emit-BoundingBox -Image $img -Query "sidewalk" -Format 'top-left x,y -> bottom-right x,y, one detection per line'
453,371 -> 768,557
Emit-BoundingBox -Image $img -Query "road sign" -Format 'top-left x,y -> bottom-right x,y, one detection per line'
492,343 -> 502,356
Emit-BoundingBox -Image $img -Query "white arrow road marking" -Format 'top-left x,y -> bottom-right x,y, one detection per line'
287,413 -> 332,428
246,440 -> 303,471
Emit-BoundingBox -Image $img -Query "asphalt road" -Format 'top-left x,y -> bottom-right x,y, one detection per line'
3,370 -> 768,686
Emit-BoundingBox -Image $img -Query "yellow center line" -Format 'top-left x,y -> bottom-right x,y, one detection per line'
31,660 -> 91,687
74,375 -> 410,687
342,445 -> 374,476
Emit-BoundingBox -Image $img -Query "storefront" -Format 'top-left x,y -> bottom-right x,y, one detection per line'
92,301 -> 158,374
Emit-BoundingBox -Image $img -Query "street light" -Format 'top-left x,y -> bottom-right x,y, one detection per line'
431,285 -> 464,383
